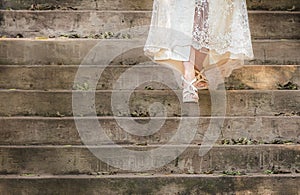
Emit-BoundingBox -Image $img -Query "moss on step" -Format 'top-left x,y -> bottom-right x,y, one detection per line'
221,138 -> 299,145
277,81 -> 299,90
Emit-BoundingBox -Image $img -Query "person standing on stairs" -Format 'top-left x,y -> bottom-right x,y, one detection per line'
144,0 -> 254,102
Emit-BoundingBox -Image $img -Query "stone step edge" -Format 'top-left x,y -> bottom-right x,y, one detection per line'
0,145 -> 298,148
0,10 -> 299,14
1,64 -> 299,67
1,115 -> 299,120
0,89 -> 299,92
0,174 -> 299,179
1,0 -> 299,11
1,38 -> 299,42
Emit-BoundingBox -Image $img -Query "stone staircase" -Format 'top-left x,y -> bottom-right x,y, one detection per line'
0,0 -> 299,194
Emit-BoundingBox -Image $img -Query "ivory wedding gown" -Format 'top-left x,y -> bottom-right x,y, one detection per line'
144,0 -> 254,86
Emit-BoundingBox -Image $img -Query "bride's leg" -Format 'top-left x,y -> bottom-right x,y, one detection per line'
190,0 -> 209,89
183,61 -> 196,81
182,61 -> 199,102
193,47 -> 209,72
188,47 -> 209,89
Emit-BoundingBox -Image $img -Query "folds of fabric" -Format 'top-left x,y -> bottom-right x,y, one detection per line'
144,0 -> 254,80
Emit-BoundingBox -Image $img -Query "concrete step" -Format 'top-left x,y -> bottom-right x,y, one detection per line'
0,90 -> 299,117
0,174 -> 299,195
1,0 -> 299,11
0,39 -> 299,65
0,145 -> 299,175
0,65 -> 299,90
0,11 -> 299,39
0,116 -> 299,145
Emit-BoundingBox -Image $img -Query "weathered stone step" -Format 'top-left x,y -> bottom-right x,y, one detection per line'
0,174 -> 299,195
0,145 -> 298,174
0,65 -> 299,90
0,11 -> 299,39
0,90 -> 299,117
0,39 -> 299,65
0,116 -> 299,145
1,0 -> 299,11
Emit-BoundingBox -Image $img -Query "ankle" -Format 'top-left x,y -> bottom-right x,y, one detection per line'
184,73 -> 195,81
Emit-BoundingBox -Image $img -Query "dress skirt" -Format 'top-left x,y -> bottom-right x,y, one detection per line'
144,0 -> 254,85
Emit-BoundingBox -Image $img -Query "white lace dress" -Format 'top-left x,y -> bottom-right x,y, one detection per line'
144,0 -> 254,83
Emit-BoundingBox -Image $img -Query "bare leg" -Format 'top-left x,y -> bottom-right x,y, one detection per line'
192,47 -> 209,72
189,0 -> 209,89
183,47 -> 208,89
183,61 -> 196,81
182,61 -> 199,102
193,47 -> 209,89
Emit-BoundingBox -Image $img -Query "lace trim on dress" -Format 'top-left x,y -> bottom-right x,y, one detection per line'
192,0 -> 253,59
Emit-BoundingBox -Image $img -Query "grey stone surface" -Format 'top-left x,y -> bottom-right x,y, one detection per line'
0,174 -> 299,195
0,65 -> 299,90
0,0 -> 299,193
0,116 -> 299,145
0,39 -> 299,65
0,11 -> 299,39
0,145 -> 299,174
1,0 -> 299,11
0,90 -> 299,117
